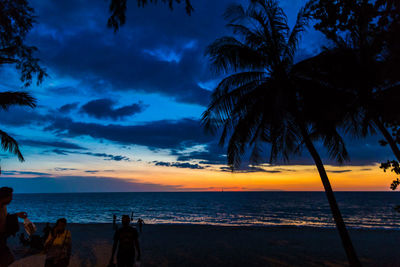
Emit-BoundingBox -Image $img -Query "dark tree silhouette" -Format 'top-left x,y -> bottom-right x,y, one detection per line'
202,1 -> 360,265
0,0 -> 45,166
309,0 -> 400,158
108,0 -> 193,31
0,0 -> 46,86
309,0 -> 400,191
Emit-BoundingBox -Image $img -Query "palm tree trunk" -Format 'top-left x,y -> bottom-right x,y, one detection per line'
374,118 -> 400,162
301,130 -> 361,267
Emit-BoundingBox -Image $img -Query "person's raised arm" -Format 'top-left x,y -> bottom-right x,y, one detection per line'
15,212 -> 27,219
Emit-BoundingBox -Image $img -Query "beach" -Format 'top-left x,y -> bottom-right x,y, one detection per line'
7,223 -> 400,266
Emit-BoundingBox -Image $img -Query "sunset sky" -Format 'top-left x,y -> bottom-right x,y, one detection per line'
0,0 -> 396,192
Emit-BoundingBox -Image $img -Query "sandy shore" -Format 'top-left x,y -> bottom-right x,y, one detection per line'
6,223 -> 400,266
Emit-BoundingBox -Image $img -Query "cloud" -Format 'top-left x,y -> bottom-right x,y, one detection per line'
80,98 -> 147,120
360,168 -> 373,171
219,166 -> 282,173
26,0 -> 232,106
0,176 -> 185,193
2,170 -> 53,176
154,161 -> 204,169
54,167 -> 77,171
173,143 -> 227,165
0,106 -> 47,126
48,149 -> 131,161
326,169 -> 352,173
21,139 -> 86,150
46,117 -> 214,150
58,102 -> 79,113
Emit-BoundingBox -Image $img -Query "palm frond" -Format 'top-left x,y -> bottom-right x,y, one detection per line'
206,37 -> 264,73
0,91 -> 36,110
0,130 -> 24,162
285,0 -> 313,63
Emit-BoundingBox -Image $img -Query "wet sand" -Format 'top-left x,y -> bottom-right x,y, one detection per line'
8,223 -> 400,266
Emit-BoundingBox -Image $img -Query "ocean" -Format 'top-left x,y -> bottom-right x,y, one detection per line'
9,192 -> 400,229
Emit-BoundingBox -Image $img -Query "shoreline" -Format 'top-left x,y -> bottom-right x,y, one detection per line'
15,222 -> 400,231
8,223 -> 400,266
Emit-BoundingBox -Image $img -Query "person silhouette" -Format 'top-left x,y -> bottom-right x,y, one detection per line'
44,218 -> 71,267
109,215 -> 141,267
113,214 -> 117,230
137,218 -> 144,233
0,187 -> 28,267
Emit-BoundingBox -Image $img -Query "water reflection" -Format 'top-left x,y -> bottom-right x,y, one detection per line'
8,192 -> 400,229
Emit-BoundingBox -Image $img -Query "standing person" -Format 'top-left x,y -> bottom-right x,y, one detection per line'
136,218 -> 144,234
109,215 -> 141,267
130,212 -> 133,222
44,218 -> 71,267
113,214 -> 117,230
0,187 -> 28,267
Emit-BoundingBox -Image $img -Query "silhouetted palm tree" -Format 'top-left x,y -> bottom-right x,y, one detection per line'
0,0 -> 44,168
307,0 -> 400,162
0,91 -> 36,164
202,1 -> 360,265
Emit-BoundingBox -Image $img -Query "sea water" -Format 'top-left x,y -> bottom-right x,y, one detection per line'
8,192 -> 400,229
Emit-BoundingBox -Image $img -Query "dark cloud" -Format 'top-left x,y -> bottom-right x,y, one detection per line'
177,152 -> 226,165
154,161 -> 204,169
80,98 -> 147,120
326,170 -> 352,173
173,142 -> 227,165
46,117 -> 214,150
54,167 -> 77,171
58,103 -> 79,113
48,86 -> 79,96
26,0 -> 232,106
0,107 -> 47,127
0,176 -> 185,193
51,149 -> 70,155
220,166 -> 282,173
39,114 -> 399,167
85,170 -> 99,173
21,139 -> 86,150
48,149 -> 131,162
84,152 -> 130,161
2,170 -> 53,176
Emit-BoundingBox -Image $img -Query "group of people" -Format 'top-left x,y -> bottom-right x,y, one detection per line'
0,187 -> 142,267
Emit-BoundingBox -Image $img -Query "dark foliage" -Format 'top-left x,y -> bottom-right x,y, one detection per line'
0,0 -> 44,166
0,0 -> 46,86
108,0 -> 193,31
310,0 -> 400,192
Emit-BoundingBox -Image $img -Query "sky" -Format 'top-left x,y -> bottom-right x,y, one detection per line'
0,0 -> 397,193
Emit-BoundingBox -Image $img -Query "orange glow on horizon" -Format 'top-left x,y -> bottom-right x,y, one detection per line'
77,163 -> 395,191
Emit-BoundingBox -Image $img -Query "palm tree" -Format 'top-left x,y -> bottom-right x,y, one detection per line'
0,0 -> 45,169
202,1 -> 361,266
0,92 -> 36,165
307,0 -> 400,163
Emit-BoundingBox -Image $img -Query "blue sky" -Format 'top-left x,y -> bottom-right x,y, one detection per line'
0,0 -> 395,192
